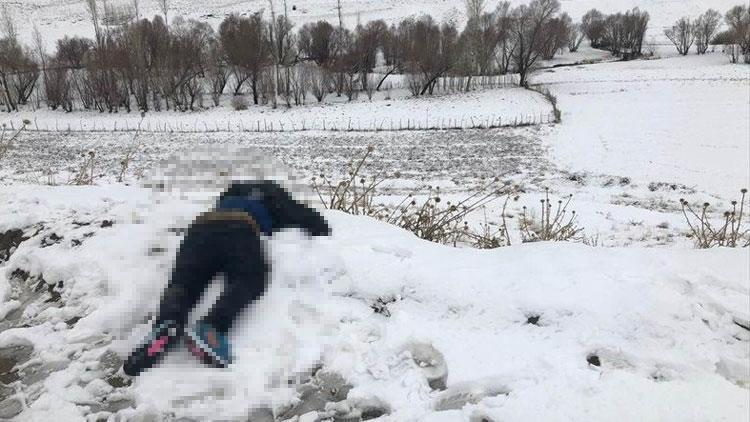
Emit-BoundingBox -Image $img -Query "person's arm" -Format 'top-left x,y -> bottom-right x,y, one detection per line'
283,201 -> 331,237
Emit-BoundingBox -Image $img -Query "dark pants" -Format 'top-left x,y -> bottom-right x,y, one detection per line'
157,219 -> 269,334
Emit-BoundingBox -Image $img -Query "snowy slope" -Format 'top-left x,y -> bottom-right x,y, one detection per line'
10,0 -> 742,49
0,184 -> 748,421
533,52 -> 750,199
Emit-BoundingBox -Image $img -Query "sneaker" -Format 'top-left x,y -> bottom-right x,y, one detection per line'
184,321 -> 232,368
122,320 -> 182,377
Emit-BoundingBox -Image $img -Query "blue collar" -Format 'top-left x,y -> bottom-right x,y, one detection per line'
216,197 -> 273,235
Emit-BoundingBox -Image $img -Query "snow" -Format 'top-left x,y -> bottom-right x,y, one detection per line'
0,184 -> 748,421
4,84 -> 552,133
533,52 -> 750,199
1,1 -> 749,421
9,0 -> 744,49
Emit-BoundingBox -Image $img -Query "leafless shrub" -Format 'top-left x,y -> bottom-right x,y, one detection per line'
665,17 -> 694,55
117,114 -> 144,182
520,188 -> 584,242
311,146 -> 385,215
680,189 -> 748,248
312,146 -> 508,245
462,194 -> 517,248
0,119 -> 28,162
70,150 -> 98,185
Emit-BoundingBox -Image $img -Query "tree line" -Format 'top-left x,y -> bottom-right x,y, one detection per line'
0,0 -> 744,114
663,5 -> 750,62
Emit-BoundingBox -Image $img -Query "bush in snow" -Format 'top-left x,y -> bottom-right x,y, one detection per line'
69,150 -> 98,185
519,188 -> 584,242
0,119 -> 27,162
680,189 -> 748,248
311,146 -> 511,246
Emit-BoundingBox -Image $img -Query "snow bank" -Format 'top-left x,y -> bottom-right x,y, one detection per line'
0,184 -> 748,421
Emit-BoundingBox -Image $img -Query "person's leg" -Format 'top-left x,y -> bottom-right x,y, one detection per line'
185,221 -> 269,367
157,222 -> 224,327
123,221 -> 223,376
203,222 -> 269,333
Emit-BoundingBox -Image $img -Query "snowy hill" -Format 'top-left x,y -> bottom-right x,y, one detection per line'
10,0 -> 744,48
0,184 -> 748,421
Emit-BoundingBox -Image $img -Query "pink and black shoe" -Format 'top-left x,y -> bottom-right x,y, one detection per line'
122,320 -> 182,376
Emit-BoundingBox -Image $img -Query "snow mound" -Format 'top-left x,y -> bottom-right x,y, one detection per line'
0,184 -> 747,421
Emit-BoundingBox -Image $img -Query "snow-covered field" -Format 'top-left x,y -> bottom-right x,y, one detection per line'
1,1 -> 749,422
534,51 -> 750,199
0,185 -> 748,421
4,84 -> 551,133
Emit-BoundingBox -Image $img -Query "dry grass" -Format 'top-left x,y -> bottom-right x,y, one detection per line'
312,146 -> 517,246
680,189 -> 748,248
0,119 -> 29,162
519,188 -> 584,242
69,150 -> 98,185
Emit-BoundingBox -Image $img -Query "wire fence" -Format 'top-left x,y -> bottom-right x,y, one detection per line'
378,74 -> 521,92
9,111 -> 556,134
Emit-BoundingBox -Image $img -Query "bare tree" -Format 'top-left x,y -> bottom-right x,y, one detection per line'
355,20 -> 386,92
540,12 -> 571,60
0,38 -> 39,112
401,16 -> 460,95
298,21 -> 335,65
600,8 -> 649,58
462,8 -> 498,86
725,5 -> 750,60
581,9 -> 605,47
377,21 -> 407,90
665,17 -> 694,55
508,0 -> 561,86
219,13 -> 270,103
693,10 -> 721,54
204,36 -> 230,106
494,1 -> 515,74
567,23 -> 585,52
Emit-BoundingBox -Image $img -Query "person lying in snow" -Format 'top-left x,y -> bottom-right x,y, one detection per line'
123,180 -> 330,376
